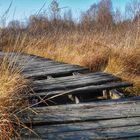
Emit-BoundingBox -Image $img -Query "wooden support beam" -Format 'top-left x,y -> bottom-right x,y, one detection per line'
103,90 -> 110,99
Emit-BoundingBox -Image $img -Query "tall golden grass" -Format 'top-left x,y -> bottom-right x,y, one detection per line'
0,53 -> 30,139
18,23 -> 139,95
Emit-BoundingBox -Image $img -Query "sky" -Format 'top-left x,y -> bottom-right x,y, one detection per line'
0,0 -> 131,24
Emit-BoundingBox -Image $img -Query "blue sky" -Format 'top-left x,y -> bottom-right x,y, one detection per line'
0,0 -> 131,23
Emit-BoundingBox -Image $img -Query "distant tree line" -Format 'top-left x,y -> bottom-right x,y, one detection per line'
5,0 -> 140,34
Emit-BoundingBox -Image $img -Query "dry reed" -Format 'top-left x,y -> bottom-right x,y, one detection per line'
0,53 -> 30,139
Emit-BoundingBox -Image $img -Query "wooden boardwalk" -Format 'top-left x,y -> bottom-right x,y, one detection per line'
0,52 -> 140,140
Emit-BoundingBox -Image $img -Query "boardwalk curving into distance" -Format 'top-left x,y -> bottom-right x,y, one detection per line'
0,51 -> 140,140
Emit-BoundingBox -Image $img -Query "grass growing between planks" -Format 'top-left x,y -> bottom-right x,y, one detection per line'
0,54 -> 31,139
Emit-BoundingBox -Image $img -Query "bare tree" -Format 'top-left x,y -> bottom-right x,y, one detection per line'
8,20 -> 21,29
97,0 -> 113,27
64,9 -> 73,22
114,8 -> 122,23
28,15 -> 49,33
50,0 -> 60,20
80,3 -> 98,30
87,3 -> 98,21
125,0 -> 140,20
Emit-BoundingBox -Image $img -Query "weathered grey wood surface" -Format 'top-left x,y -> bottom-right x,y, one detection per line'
22,97 -> 140,125
0,51 -> 139,140
22,126 -> 140,140
21,97 -> 140,140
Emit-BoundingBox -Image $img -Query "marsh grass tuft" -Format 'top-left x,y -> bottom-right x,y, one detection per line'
0,53 -> 31,139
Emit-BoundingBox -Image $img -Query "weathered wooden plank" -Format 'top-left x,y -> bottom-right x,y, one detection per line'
34,96 -> 140,109
22,63 -> 71,72
33,75 -> 120,91
19,58 -> 85,68
33,72 -> 119,84
20,59 -> 76,69
19,60 -> 57,68
32,82 -> 132,98
23,67 -> 88,78
32,96 -> 140,111
22,125 -> 140,140
23,67 -> 88,79
23,117 -> 140,134
21,58 -> 86,69
24,63 -> 87,72
21,99 -> 140,125
21,117 -> 140,139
